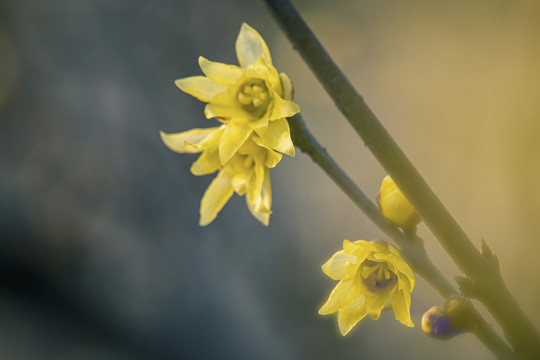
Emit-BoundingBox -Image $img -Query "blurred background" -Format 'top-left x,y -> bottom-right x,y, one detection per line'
2,0 -> 540,358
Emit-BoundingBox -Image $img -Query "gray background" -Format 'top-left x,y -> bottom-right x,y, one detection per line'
2,0 -> 540,359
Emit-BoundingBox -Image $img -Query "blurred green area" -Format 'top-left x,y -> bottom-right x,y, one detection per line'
1,0 -> 540,359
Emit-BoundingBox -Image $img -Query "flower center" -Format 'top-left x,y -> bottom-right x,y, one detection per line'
236,79 -> 271,118
359,260 -> 397,293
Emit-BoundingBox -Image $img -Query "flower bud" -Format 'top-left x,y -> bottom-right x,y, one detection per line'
421,306 -> 462,340
377,175 -> 421,227
443,295 -> 478,332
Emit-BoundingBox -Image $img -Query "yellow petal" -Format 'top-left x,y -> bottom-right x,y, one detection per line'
219,120 -> 252,164
391,290 -> 414,327
231,171 -> 250,195
343,240 -> 371,262
337,297 -> 368,336
247,159 -> 270,213
190,149 -> 221,176
160,127 -> 221,154
204,92 -> 243,120
265,148 -> 282,168
245,55 -> 281,94
393,256 -> 416,290
378,175 -> 421,227
322,250 -> 357,281
198,56 -> 243,85
279,73 -> 294,101
250,136 -> 283,168
364,285 -> 396,316
319,279 -> 356,315
235,23 -> 272,68
259,118 -> 295,156
246,196 -> 270,226
175,76 -> 226,102
199,168 -> 234,226
245,168 -> 272,226
269,90 -> 300,121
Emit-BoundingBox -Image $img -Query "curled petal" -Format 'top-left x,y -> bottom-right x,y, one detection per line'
205,92 -> 244,120
269,90 -> 300,121
175,76 -> 226,102
236,23 -> 272,68
190,149 -> 221,176
391,290 -> 414,327
246,168 -> 272,226
322,250 -> 357,281
264,149 -> 282,168
395,261 -> 415,290
219,120 -> 252,164
160,127 -> 221,154
199,169 -> 234,226
259,118 -> 295,156
247,160 -> 270,214
338,297 -> 368,336
198,56 -> 243,85
250,135 -> 283,168
319,279 -> 356,315
279,73 -> 294,101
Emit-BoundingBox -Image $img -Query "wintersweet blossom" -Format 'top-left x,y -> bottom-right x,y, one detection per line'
160,127 -> 281,226
319,239 -> 415,335
175,23 -> 300,164
377,175 -> 421,227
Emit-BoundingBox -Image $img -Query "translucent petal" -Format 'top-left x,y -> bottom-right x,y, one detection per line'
261,168 -> 272,213
198,56 -> 243,85
231,171 -> 250,195
259,118 -> 295,156
160,127 -> 221,154
190,149 -> 221,176
247,160 -> 270,213
245,55 -> 281,94
397,273 -> 413,293
199,169 -> 234,226
245,168 -> 272,226
218,121 -> 252,164
279,73 -> 294,101
269,91 -> 300,121
246,195 -> 270,226
393,255 -> 415,290
319,279 -> 356,315
343,240 -> 371,262
175,76 -> 226,102
264,149 -> 282,168
204,92 -> 243,120
337,297 -> 368,336
322,250 -> 357,281
391,290 -> 414,327
235,23 -> 272,68
364,284 -> 396,315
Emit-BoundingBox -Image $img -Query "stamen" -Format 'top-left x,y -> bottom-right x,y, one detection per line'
238,93 -> 253,105
252,98 -> 263,107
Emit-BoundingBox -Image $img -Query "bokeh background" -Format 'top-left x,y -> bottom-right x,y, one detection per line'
2,0 -> 540,358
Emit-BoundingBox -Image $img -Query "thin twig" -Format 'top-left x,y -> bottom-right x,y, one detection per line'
288,114 -> 515,359
263,0 -> 540,357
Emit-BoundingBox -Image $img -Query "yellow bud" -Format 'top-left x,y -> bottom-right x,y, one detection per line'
377,175 -> 421,227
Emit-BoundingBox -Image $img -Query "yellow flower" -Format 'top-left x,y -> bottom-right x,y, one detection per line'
377,175 -> 421,227
160,127 -> 281,226
175,23 -> 300,165
319,239 -> 415,335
